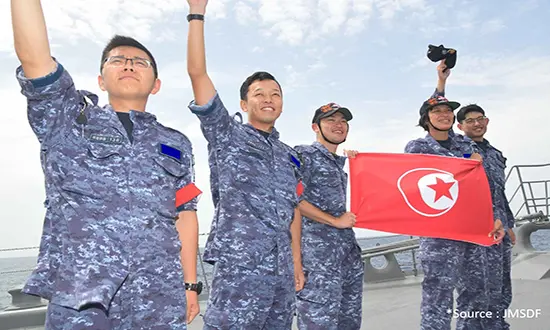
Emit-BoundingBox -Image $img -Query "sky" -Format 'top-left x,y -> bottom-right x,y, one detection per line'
1,0 -> 549,258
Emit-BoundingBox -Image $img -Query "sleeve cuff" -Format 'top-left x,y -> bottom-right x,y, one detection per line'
431,88 -> 445,98
176,183 -> 202,212
188,92 -> 222,116
16,60 -> 64,89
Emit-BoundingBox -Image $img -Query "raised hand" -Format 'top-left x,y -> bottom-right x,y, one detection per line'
187,0 -> 208,14
437,60 -> 451,81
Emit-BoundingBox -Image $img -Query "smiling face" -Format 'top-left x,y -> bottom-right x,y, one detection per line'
98,46 -> 160,100
427,104 -> 454,131
458,111 -> 489,140
240,79 -> 283,130
313,111 -> 349,144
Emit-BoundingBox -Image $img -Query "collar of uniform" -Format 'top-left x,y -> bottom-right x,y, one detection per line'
103,105 -> 158,126
460,133 -> 491,150
129,109 -> 156,121
312,141 -> 346,168
243,123 -> 280,140
424,131 -> 462,154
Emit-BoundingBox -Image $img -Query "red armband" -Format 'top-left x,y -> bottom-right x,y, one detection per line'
176,183 -> 202,207
296,181 -> 304,197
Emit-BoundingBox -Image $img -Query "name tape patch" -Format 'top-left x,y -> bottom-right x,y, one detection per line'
160,143 -> 183,162
90,134 -> 124,145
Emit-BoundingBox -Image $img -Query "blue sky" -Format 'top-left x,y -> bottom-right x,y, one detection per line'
1,0 -> 549,256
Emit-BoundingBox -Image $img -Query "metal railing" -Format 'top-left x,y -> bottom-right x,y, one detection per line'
505,163 -> 550,217
361,237 -> 420,283
2,162 -> 550,329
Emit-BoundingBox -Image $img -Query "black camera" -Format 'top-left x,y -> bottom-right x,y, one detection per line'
427,44 -> 457,71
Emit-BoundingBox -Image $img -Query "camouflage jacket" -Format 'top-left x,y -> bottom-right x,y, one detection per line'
295,142 -> 358,271
17,61 -> 199,310
188,93 -> 301,275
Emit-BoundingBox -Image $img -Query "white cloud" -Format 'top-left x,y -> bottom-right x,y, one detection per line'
443,54 -> 550,88
247,0 -> 420,45
317,0 -> 350,35
235,1 -> 256,25
0,0 -> 230,54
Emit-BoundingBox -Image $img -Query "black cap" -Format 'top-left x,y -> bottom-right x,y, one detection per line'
312,103 -> 353,124
427,44 -> 457,69
419,95 -> 460,116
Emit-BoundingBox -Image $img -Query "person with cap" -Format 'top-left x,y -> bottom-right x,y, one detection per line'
433,60 -> 514,329
10,1 -> 202,329
294,103 -> 364,330
404,82 -> 505,330
185,0 -> 305,328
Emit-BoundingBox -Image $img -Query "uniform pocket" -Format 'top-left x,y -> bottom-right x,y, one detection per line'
203,305 -> 237,328
296,271 -> 339,305
317,170 -> 341,187
153,155 -> 187,178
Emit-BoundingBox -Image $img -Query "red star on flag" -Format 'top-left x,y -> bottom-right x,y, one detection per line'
427,177 -> 455,202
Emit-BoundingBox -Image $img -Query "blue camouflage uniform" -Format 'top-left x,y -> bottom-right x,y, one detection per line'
188,93 -> 301,329
17,61 -> 200,330
294,142 -> 364,330
434,89 -> 512,329
501,202 -> 514,330
405,131 -> 490,330
454,134 -> 510,329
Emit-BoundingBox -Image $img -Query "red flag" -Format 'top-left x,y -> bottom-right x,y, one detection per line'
349,152 -> 496,246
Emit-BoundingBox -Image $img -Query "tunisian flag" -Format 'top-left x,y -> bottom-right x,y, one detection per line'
349,153 -> 496,246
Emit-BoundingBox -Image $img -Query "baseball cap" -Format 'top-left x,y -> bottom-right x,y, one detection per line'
419,95 -> 460,116
312,102 -> 353,124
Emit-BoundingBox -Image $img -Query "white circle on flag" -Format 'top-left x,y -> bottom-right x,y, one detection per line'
397,168 -> 460,217
418,173 -> 459,210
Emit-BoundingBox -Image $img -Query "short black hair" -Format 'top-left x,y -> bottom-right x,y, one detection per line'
100,35 -> 158,78
239,71 -> 282,101
457,104 -> 485,123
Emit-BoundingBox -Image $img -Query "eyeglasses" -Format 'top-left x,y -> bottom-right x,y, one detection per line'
104,55 -> 153,69
463,116 -> 487,124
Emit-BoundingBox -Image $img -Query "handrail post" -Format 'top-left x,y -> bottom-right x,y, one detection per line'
410,235 -> 418,276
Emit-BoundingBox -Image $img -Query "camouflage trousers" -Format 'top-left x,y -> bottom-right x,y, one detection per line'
500,235 -> 513,330
483,242 -> 504,330
45,267 -> 188,329
296,244 -> 364,330
419,237 -> 488,330
202,252 -> 295,329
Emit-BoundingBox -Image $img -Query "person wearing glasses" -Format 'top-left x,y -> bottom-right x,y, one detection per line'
404,60 -> 505,329
10,1 -> 202,328
433,60 -> 514,329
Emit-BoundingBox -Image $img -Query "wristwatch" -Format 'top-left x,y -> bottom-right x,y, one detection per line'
185,281 -> 203,295
187,14 -> 205,22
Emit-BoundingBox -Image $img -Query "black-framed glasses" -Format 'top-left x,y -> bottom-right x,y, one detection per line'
104,55 -> 153,69
464,116 -> 487,125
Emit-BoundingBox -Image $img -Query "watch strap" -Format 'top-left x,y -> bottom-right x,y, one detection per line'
187,14 -> 205,22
